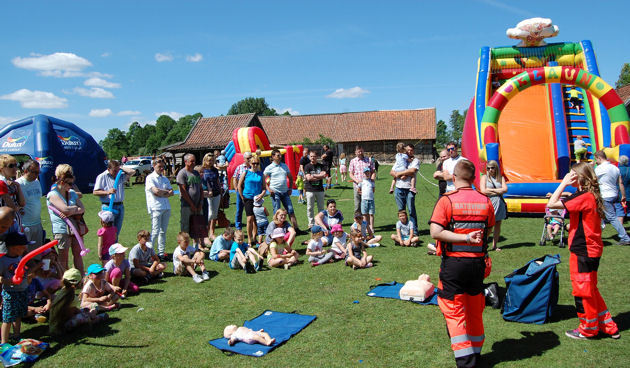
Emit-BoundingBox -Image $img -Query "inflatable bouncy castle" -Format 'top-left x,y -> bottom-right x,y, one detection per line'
224,126 -> 303,189
462,18 -> 630,213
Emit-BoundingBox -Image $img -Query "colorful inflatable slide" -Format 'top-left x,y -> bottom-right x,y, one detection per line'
224,126 -> 303,189
462,18 -> 630,213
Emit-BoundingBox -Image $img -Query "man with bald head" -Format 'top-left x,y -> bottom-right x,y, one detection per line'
0,207 -> 19,254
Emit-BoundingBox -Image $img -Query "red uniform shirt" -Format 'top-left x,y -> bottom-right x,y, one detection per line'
430,187 -> 496,257
562,191 -> 603,258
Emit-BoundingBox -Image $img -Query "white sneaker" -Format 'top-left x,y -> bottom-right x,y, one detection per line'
368,243 -> 381,248
193,274 -> 204,284
202,271 -> 210,280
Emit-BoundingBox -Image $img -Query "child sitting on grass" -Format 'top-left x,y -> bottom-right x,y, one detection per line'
0,232 -> 31,344
230,230 -> 263,272
267,228 -> 299,269
209,227 -> 234,262
97,210 -> 117,265
391,210 -> 419,247
253,198 -> 269,245
173,232 -> 210,284
346,229 -> 373,270
105,243 -> 139,297
129,230 -> 166,283
224,324 -> 275,346
81,263 -> 120,312
330,224 -> 349,260
350,211 -> 382,247
49,268 -> 108,336
306,225 -> 334,266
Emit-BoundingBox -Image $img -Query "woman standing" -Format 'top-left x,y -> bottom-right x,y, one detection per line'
338,153 -> 347,184
237,156 -> 265,246
479,160 -> 507,251
0,154 -> 25,228
547,163 -> 620,340
202,153 -> 222,241
47,164 -> 85,275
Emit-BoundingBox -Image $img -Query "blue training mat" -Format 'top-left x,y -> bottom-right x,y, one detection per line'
366,281 -> 438,305
208,310 -> 317,357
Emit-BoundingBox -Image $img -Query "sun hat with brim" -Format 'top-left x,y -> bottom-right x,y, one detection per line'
98,210 -> 115,223
310,225 -> 324,234
271,227 -> 286,239
87,263 -> 105,275
330,224 -> 343,233
108,243 -> 128,256
5,232 -> 35,247
63,268 -> 82,284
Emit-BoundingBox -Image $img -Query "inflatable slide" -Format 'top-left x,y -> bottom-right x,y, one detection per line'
462,18 -> 630,213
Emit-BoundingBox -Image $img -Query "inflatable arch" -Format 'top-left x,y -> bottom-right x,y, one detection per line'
479,66 -> 630,166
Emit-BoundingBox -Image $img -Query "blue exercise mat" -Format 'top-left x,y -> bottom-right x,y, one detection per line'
208,310 -> 316,357
366,282 -> 438,305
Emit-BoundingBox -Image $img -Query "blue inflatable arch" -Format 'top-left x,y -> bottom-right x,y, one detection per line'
0,114 -> 107,194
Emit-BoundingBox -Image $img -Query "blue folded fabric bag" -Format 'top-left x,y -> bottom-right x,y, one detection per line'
208,310 -> 316,357
366,282 -> 438,305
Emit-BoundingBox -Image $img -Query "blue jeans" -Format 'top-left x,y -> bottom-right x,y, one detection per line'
271,190 -> 295,215
394,187 -> 417,230
603,198 -> 630,242
235,195 -> 244,230
111,203 -> 124,240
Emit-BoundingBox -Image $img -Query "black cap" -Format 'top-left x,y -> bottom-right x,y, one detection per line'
5,232 -> 34,247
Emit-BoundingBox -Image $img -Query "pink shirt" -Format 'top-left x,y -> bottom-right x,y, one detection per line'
97,226 -> 118,257
348,157 -> 374,188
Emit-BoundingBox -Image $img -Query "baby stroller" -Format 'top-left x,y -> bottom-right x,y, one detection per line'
539,208 -> 566,247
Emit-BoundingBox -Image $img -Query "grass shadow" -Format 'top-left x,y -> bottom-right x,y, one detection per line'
549,304 -> 576,323
137,287 -> 164,294
481,331 -> 560,367
613,310 -> 630,332
499,242 -> 535,250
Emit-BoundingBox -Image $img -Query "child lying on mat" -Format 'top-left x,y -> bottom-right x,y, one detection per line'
224,324 -> 276,346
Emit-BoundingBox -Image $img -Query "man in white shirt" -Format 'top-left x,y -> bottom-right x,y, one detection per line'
594,150 -> 630,245
145,159 -> 174,259
16,160 -> 42,254
93,160 -> 135,238
390,144 -> 420,231
436,141 -> 466,192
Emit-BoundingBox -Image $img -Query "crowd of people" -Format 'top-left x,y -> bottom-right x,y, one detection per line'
0,139 -> 623,366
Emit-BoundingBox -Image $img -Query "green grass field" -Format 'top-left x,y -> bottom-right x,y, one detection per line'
25,164 -> 630,367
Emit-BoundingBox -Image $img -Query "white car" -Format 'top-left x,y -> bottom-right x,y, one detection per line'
123,159 -> 153,176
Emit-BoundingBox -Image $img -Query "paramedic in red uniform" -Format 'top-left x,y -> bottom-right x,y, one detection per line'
429,159 -> 495,368
547,162 -> 620,340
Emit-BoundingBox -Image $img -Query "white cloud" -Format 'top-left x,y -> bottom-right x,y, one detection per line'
118,110 -> 141,116
0,89 -> 68,108
186,53 -> 203,62
72,87 -> 114,99
326,86 -> 370,99
155,52 -> 174,62
155,111 -> 184,120
89,108 -> 112,117
101,52 -> 111,57
278,107 -> 300,115
84,77 -> 120,89
12,52 -> 92,77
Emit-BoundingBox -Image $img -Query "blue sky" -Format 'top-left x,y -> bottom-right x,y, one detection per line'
1,1 -> 628,141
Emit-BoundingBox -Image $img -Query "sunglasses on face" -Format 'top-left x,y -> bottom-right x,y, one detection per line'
251,162 -> 260,166
7,163 -> 17,169
447,148 -> 455,152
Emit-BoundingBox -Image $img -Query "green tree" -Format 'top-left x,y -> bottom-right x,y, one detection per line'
449,109 -> 467,144
100,128 -> 129,160
227,97 -> 278,116
616,63 -> 630,89
163,113 -> 201,146
435,119 -> 449,149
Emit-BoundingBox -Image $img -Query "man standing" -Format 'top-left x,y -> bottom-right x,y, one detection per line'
390,144 -> 420,231
231,152 -> 252,230
429,159 -> 495,368
304,150 -> 327,229
348,145 -> 375,214
93,160 -> 135,238
433,149 -> 449,197
321,144 -> 335,190
593,150 -> 630,245
177,153 -> 203,235
16,160 -> 43,255
264,149 -> 305,234
436,142 -> 466,193
299,147 -> 310,174
145,159 -> 174,261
